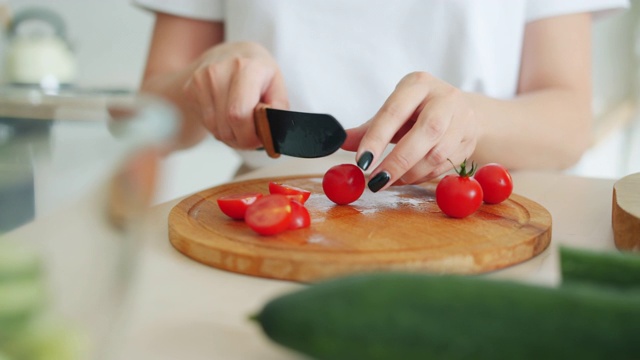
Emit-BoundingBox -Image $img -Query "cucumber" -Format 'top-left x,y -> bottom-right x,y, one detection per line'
0,279 -> 47,321
2,316 -> 87,360
560,246 -> 640,290
0,278 -> 48,343
0,242 -> 42,282
0,241 -> 46,352
252,272 -> 640,360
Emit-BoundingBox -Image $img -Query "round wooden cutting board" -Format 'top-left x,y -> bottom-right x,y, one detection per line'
168,175 -> 552,282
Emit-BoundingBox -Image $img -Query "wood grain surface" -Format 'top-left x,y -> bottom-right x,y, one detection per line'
613,172 -> 640,251
168,175 -> 552,282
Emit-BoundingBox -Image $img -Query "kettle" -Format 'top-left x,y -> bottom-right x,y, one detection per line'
4,7 -> 77,89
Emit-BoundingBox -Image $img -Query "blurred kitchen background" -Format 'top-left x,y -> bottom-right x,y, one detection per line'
0,0 -> 639,204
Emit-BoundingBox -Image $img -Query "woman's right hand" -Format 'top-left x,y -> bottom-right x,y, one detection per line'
183,41 -> 289,150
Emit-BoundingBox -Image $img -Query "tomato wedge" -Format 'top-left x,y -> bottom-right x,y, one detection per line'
288,200 -> 311,230
245,194 -> 293,236
216,192 -> 263,220
282,194 -> 307,204
268,182 -> 311,204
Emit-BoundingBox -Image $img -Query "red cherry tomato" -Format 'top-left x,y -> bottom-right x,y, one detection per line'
216,192 -> 263,220
268,182 -> 311,204
474,163 -> 513,204
322,164 -> 365,205
288,200 -> 311,230
245,194 -> 293,236
436,160 -> 483,218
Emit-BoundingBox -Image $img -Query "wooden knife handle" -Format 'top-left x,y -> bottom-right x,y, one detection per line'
254,103 -> 280,159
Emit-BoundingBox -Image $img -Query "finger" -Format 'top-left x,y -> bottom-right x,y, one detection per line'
407,104 -> 479,183
389,121 -> 416,144
341,122 -> 369,152
186,68 -> 237,147
206,65 -> 237,146
398,128 -> 465,184
389,178 -> 409,187
183,69 -> 216,134
398,106 -> 466,184
226,59 -> 270,149
428,139 -> 476,178
403,140 -> 476,184
367,100 -> 455,193
355,83 -> 428,171
344,119 -> 414,171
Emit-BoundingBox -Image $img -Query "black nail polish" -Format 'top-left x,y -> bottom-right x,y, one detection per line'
368,171 -> 390,193
357,151 -> 374,171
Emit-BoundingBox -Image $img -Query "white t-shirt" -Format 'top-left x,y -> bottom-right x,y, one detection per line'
134,0 -> 629,169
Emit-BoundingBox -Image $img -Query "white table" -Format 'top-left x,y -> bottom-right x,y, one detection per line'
115,157 -> 620,360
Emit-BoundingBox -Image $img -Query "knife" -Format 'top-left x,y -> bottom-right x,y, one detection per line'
254,103 -> 347,159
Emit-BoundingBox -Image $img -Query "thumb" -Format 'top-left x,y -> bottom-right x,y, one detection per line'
341,123 -> 369,152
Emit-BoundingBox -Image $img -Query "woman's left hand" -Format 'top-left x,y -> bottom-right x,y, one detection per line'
342,71 -> 481,193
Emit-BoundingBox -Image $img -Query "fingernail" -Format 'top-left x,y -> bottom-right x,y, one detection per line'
368,171 -> 390,193
357,151 -> 374,171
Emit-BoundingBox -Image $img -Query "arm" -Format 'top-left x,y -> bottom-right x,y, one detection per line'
141,12 -> 224,148
343,13 -> 593,192
470,13 -> 592,170
140,12 -> 288,150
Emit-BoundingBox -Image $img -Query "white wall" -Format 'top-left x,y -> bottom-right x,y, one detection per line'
572,3 -> 640,179
592,4 -> 638,118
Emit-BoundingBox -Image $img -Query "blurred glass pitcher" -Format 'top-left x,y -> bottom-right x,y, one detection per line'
0,88 -> 179,360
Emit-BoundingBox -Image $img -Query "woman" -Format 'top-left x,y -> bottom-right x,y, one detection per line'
135,0 -> 628,192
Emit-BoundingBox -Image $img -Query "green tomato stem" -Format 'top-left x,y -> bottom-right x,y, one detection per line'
447,158 -> 477,178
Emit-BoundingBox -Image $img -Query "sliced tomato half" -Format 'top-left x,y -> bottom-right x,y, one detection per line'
216,192 -> 264,220
245,194 -> 293,236
283,194 -> 307,204
268,182 -> 311,204
288,200 -> 311,230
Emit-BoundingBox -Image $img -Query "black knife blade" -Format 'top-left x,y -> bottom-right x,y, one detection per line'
254,104 -> 346,159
